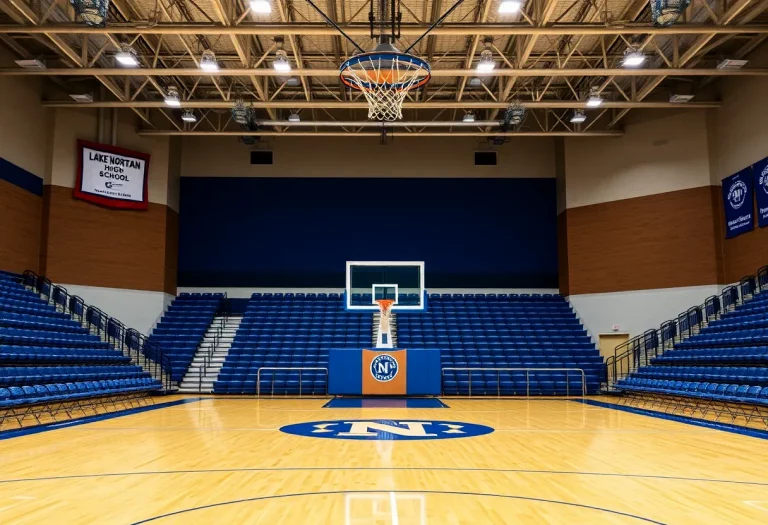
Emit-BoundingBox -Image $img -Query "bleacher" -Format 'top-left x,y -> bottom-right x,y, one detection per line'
214,293 -> 372,394
149,293 -> 223,382
0,272 -> 161,424
617,286 -> 768,415
397,293 -> 603,395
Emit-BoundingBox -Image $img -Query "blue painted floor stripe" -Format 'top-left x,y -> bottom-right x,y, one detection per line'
0,398 -> 203,441
575,399 -> 768,440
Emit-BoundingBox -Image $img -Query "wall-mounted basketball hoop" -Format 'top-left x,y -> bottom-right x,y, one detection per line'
303,0 -> 466,122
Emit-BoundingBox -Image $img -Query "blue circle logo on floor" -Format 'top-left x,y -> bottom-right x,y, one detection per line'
280,419 -> 494,440
370,354 -> 399,382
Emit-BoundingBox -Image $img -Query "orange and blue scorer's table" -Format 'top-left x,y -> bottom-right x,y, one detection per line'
328,348 -> 442,395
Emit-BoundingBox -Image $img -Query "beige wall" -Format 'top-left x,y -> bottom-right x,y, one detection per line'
47,107 -> 177,210
563,110 -> 711,209
180,136 -> 557,178
0,47 -> 50,178
707,75 -> 768,185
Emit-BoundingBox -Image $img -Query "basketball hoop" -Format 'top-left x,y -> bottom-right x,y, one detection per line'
340,44 -> 431,122
376,299 -> 395,321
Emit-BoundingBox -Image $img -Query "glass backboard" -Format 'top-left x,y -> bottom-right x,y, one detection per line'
345,261 -> 425,311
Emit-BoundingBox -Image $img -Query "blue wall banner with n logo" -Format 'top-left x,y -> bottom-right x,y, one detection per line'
722,169 -> 754,238
753,157 -> 768,228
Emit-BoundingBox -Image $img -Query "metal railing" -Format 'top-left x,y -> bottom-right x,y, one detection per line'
256,367 -> 329,397
196,314 -> 228,392
19,270 -> 174,392
606,264 -> 768,390
442,367 -> 587,397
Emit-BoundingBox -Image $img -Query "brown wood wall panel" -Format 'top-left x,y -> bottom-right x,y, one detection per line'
0,179 -> 41,274
41,185 -> 173,292
164,208 -> 178,295
557,211 -> 570,296
564,186 -> 720,295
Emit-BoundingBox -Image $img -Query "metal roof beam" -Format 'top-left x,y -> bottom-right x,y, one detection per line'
3,23 -> 768,36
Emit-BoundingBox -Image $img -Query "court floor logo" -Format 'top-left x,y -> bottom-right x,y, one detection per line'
280,419 -> 494,440
370,354 -> 398,382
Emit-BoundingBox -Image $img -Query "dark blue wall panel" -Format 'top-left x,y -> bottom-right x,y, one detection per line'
178,177 -> 557,288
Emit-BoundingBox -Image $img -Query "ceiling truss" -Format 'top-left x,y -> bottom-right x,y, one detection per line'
1,0 -> 766,137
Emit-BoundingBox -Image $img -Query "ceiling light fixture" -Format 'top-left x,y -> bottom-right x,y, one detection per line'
181,110 -> 197,123
622,46 -> 645,67
115,43 -> 139,66
651,0 -> 692,27
200,50 -> 219,72
70,0 -> 109,26
273,49 -> 291,72
463,112 -> 475,123
476,49 -> 495,73
585,86 -> 603,108
250,0 -> 272,13
570,110 -> 587,124
164,86 -> 181,107
288,112 -> 301,123
498,0 -> 522,13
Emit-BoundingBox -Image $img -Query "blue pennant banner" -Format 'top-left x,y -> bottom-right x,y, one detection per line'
753,156 -> 768,228
722,168 -> 754,239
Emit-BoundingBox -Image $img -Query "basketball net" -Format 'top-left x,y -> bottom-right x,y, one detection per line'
341,55 -> 429,121
376,299 -> 395,348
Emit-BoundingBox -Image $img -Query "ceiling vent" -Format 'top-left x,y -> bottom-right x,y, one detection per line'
669,94 -> 695,103
15,59 -> 45,69
717,59 -> 747,70
69,93 -> 94,103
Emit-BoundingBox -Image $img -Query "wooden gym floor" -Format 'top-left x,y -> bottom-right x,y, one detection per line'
2,396 -> 768,524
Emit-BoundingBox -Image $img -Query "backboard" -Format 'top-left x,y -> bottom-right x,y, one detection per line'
345,261 -> 425,311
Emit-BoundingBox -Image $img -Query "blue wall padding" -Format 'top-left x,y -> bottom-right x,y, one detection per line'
178,177 -> 557,287
328,348 -> 441,396
405,349 -> 442,395
328,348 -> 363,394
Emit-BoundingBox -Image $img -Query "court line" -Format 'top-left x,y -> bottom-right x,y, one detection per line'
574,399 -> 768,441
1,466 -> 766,487
0,398 -> 203,441
128,489 -> 667,524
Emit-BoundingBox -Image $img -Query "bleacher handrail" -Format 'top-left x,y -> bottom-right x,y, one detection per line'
441,367 -> 587,397
606,264 -> 768,390
19,270 -> 174,391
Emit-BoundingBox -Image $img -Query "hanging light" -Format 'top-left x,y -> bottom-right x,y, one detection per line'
651,0 -> 691,27
250,0 -> 272,13
115,43 -> 139,66
498,0 -> 522,13
70,0 -> 110,27
181,110 -> 197,123
288,112 -> 301,123
463,112 -> 475,123
200,50 -> 219,72
506,101 -> 526,126
163,86 -> 181,107
232,98 -> 251,125
585,86 -> 603,108
476,48 -> 495,73
570,110 -> 587,124
622,46 -> 646,67
273,49 -> 291,72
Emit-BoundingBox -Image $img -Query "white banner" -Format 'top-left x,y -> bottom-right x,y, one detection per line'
75,140 -> 150,209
